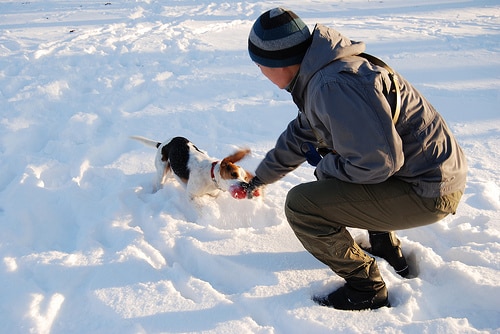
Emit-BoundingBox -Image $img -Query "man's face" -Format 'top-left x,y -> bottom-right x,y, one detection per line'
257,64 -> 300,89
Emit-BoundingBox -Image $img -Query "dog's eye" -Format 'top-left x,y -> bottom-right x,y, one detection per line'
231,172 -> 238,178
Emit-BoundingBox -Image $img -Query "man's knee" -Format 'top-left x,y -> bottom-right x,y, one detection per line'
284,183 -> 310,224
285,184 -> 301,210
285,183 -> 342,236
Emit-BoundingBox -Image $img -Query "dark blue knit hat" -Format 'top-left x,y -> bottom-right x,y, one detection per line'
248,8 -> 311,68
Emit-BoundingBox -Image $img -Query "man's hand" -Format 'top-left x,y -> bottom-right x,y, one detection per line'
230,177 -> 264,199
242,176 -> 264,199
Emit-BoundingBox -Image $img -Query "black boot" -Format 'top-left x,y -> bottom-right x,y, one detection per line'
313,263 -> 389,311
367,231 -> 409,278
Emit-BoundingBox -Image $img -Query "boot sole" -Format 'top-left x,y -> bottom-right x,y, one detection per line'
312,294 -> 391,311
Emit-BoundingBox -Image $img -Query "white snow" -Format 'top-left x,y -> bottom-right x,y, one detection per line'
0,0 -> 499,333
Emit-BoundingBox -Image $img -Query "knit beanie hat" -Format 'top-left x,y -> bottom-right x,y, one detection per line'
248,7 -> 311,68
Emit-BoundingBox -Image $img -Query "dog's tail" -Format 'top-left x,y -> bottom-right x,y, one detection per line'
130,135 -> 161,148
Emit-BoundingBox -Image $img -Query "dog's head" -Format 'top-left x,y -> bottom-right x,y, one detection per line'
218,148 -> 253,183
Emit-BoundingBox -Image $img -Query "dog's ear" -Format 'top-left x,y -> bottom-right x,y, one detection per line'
224,148 -> 250,164
219,149 -> 251,180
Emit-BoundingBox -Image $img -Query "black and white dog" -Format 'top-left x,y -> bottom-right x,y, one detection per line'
131,136 -> 253,198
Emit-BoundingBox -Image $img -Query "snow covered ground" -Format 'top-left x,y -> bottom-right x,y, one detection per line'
0,0 -> 499,333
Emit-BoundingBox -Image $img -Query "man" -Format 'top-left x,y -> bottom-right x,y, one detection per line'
242,7 -> 467,311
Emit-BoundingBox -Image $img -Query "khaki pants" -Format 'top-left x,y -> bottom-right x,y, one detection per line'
284,177 -> 462,280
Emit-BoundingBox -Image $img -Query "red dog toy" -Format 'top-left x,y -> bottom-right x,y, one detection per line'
229,184 -> 260,199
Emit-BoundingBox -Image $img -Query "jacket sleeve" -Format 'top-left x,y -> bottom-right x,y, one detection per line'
254,111 -> 317,185
312,75 -> 404,183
